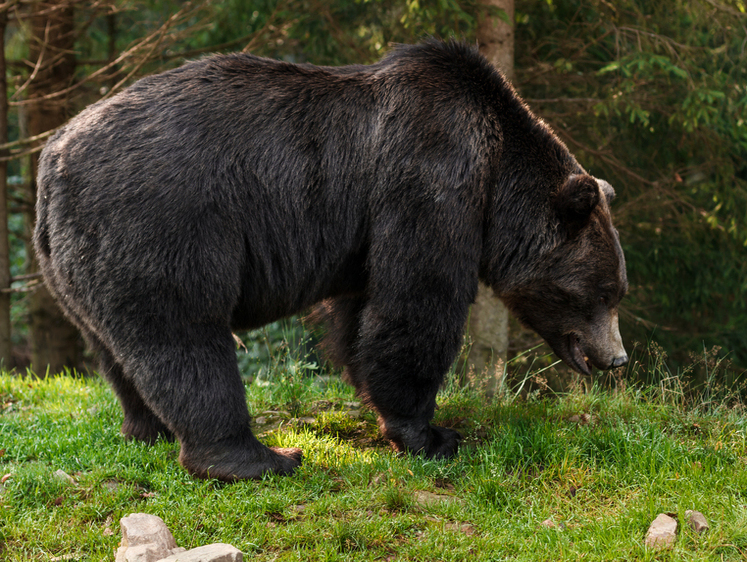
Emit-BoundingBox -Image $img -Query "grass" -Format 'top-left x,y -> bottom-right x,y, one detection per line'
2,350 -> 747,560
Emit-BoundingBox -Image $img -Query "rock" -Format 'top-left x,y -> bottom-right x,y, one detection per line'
120,513 -> 177,549
444,522 -> 475,535
290,504 -> 306,515
311,400 -> 333,411
685,510 -> 709,534
157,543 -> 243,561
262,410 -> 289,417
540,518 -> 566,530
116,513 -> 181,562
53,469 -> 76,485
413,490 -> 464,507
104,479 -> 122,492
645,513 -> 677,549
116,544 -> 186,562
568,413 -> 596,425
370,473 -> 388,486
116,514 -> 242,562
103,515 -> 115,536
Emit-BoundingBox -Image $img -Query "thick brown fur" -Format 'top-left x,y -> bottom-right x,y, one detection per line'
34,40 -> 627,480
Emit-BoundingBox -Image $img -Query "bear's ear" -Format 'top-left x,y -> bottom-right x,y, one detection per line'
554,174 -> 600,230
596,178 -> 616,205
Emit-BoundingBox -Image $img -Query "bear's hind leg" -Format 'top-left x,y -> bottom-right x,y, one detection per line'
76,317 -> 174,444
308,296 -> 365,384
122,323 -> 302,481
99,350 -> 174,444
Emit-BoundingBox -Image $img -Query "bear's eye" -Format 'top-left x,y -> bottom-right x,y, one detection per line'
598,285 -> 616,307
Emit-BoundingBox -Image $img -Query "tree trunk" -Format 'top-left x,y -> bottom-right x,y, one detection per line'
467,0 -> 514,397
477,0 -> 515,81
25,0 -> 81,375
0,8 -> 12,369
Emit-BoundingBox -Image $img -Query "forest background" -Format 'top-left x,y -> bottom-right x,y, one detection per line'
0,0 -> 744,387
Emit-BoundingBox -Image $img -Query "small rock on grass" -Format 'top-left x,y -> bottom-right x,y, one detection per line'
413,490 -> 464,507
444,521 -> 476,535
540,518 -> 566,530
116,513 -> 242,562
53,469 -> 76,485
116,513 -> 183,562
568,413 -> 597,425
685,510 -> 709,534
645,513 -> 678,549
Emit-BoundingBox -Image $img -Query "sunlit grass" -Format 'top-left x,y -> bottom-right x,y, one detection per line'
2,348 -> 747,561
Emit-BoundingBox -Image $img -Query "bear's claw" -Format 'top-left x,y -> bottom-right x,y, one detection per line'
381,416 -> 462,460
424,425 -> 462,459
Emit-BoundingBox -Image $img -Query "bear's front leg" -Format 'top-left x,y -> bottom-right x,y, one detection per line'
345,294 -> 469,460
378,412 -> 463,459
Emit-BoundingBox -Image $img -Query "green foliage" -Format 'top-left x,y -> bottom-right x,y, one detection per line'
6,0 -> 746,376
233,318 -> 309,380
187,0 -> 483,65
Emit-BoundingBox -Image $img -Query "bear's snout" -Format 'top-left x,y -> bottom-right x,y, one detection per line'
609,353 -> 629,369
586,308 -> 628,372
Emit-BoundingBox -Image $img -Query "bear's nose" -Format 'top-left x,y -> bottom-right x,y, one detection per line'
609,354 -> 629,369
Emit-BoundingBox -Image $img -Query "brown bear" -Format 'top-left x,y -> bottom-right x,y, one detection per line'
33,39 -> 628,481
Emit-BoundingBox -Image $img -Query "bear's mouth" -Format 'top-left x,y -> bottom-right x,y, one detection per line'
569,333 -> 592,375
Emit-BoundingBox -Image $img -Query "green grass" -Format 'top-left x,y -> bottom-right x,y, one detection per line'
2,360 -> 747,561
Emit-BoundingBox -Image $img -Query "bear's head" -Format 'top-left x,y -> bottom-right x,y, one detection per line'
501,174 -> 628,375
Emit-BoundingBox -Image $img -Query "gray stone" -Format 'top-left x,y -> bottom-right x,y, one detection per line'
116,544 -> 178,562
120,513 -> 177,549
685,510 -> 709,534
645,513 -> 677,549
413,490 -> 464,507
116,514 -> 181,562
540,518 -> 566,530
568,413 -> 596,425
115,514 -> 241,562
157,543 -> 243,562
53,469 -> 76,485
